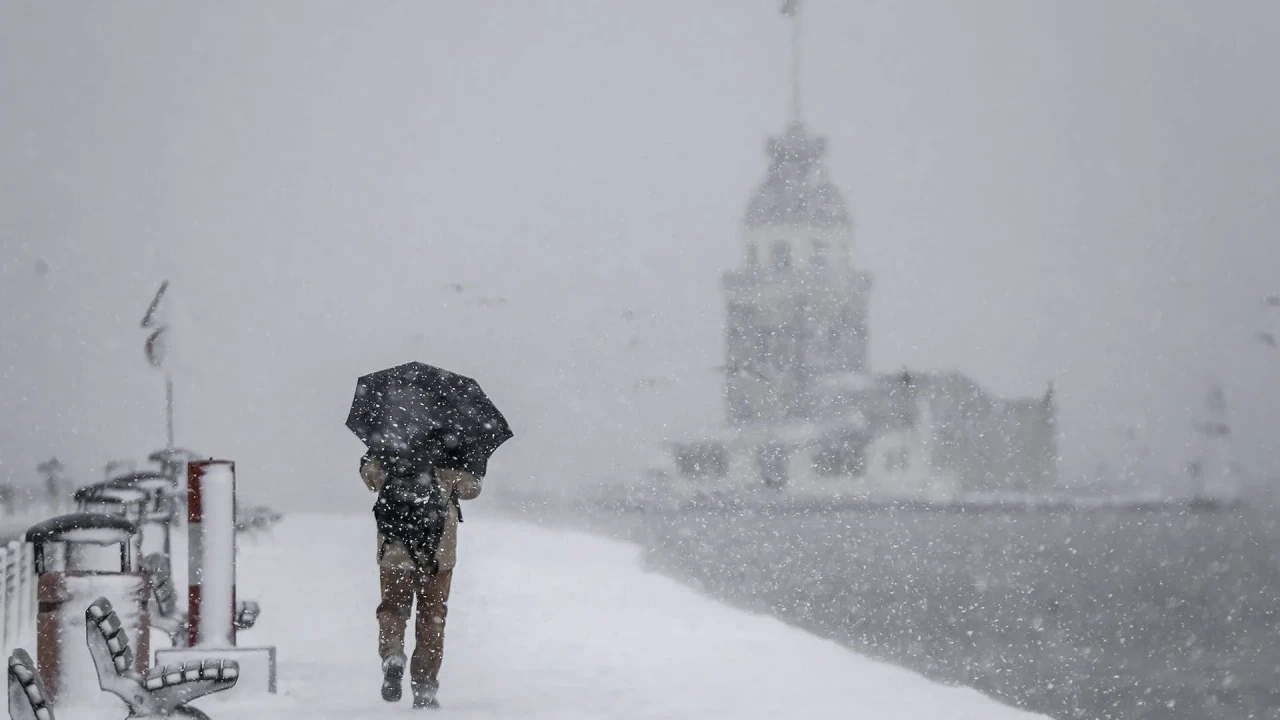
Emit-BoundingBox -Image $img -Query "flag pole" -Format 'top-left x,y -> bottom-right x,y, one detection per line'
142,280 -> 174,449
166,374 -> 175,449
791,0 -> 802,124
781,0 -> 803,124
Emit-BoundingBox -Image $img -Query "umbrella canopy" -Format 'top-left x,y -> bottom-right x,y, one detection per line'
346,362 -> 513,477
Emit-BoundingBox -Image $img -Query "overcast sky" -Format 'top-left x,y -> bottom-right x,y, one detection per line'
2,1 -> 1278,510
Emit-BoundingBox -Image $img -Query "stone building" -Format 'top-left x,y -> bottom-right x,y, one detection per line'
649,3 -> 1058,507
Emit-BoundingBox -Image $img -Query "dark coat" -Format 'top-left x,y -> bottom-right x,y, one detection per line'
363,454 -> 479,574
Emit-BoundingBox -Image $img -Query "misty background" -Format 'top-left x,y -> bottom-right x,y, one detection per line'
2,1 -> 1277,512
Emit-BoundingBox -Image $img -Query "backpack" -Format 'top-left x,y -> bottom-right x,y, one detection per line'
372,467 -> 460,574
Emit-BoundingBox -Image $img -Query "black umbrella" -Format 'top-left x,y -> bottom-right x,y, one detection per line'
346,362 -> 513,477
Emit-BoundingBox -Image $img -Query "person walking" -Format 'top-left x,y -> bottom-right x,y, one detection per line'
361,450 -> 482,710
345,362 -> 512,709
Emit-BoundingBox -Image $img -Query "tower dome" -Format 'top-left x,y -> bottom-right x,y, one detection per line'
745,122 -> 851,229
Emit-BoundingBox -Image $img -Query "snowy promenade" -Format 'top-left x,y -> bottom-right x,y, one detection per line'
195,513 -> 1042,719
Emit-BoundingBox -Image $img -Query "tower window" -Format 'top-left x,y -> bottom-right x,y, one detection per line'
771,241 -> 792,273
811,240 -> 828,270
675,443 -> 728,480
826,323 -> 842,352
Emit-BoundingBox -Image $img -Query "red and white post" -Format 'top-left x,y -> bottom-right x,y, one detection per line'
187,460 -> 237,647
157,458 -> 275,698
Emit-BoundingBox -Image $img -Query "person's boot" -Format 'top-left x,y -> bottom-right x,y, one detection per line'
412,680 -> 440,709
381,652 -> 406,702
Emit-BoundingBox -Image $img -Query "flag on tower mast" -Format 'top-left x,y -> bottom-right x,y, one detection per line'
141,280 -> 169,329
141,280 -> 170,369
141,280 -> 176,448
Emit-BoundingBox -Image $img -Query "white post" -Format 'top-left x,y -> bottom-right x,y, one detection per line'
188,460 -> 237,648
159,458 -> 275,700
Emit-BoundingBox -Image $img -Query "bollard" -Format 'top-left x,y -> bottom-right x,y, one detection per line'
24,513 -> 148,709
104,472 -> 177,559
154,460 -> 275,700
186,461 -> 236,648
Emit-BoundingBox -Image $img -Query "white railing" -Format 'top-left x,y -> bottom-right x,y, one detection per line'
0,501 -> 59,660
0,539 -> 38,659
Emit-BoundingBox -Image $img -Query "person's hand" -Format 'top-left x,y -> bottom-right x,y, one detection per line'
438,467 -> 481,500
360,455 -> 386,492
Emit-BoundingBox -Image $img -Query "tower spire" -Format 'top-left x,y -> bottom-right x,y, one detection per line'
781,0 -> 803,123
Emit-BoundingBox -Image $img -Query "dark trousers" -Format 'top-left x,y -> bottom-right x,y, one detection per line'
377,565 -> 454,688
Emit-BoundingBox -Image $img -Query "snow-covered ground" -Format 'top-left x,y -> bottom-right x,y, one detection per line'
179,513 -> 1041,719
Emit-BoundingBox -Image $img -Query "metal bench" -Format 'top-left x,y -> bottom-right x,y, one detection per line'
85,597 -> 238,719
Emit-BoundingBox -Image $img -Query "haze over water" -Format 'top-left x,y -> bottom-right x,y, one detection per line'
2,2 -> 1278,509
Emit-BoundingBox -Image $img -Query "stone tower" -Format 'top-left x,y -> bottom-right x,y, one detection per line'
721,1 -> 872,425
